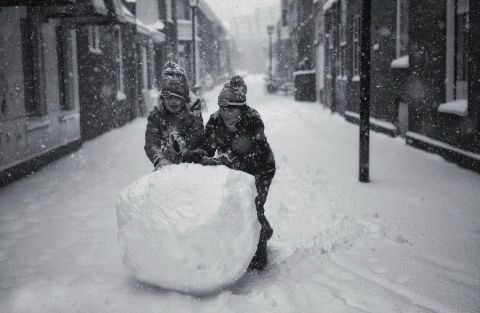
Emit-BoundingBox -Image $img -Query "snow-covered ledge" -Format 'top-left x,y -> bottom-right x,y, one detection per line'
438,99 -> 468,117
323,0 -> 339,11
345,111 -> 397,132
391,55 -> 409,69
26,117 -> 50,132
293,69 -> 316,76
406,131 -> 480,162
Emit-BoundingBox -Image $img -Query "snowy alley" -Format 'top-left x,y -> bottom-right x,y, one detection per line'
0,75 -> 479,313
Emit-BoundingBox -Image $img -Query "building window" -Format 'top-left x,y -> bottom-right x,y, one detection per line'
88,26 -> 102,54
455,0 -> 469,100
396,0 -> 409,57
57,27 -> 77,111
446,0 -> 469,102
339,0 -> 347,45
115,27 -> 125,99
21,13 -> 47,117
352,15 -> 361,78
373,23 -> 380,51
176,0 -> 191,20
166,0 -> 172,21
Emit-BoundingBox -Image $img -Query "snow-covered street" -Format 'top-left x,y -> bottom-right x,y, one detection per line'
0,75 -> 479,313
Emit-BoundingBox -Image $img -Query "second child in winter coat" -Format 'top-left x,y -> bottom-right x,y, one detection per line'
201,75 -> 276,271
144,62 -> 206,170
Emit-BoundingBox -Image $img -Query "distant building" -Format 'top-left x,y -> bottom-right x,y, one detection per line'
278,0 -> 317,101
228,5 -> 279,73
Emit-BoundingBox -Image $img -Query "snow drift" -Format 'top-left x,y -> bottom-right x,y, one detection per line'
116,164 -> 260,295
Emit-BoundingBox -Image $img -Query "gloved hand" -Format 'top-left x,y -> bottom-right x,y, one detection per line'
182,149 -> 207,163
200,156 -> 221,166
153,154 -> 172,171
217,153 -> 241,168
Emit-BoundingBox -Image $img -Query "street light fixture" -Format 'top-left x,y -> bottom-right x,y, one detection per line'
189,0 -> 199,89
267,25 -> 274,82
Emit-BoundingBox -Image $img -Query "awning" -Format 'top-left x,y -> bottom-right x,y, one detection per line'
0,0 -> 74,6
37,0 -> 126,25
136,18 -> 165,43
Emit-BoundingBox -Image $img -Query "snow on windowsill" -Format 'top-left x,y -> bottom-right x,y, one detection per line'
26,117 -> 51,132
136,19 -> 165,33
352,75 -> 360,82
116,91 -> 127,101
345,111 -> 397,131
437,99 -> 468,117
406,131 -> 480,161
391,55 -> 409,69
293,69 -> 316,76
59,112 -> 79,123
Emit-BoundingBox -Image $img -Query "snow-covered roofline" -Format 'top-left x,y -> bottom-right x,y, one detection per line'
199,0 -> 226,31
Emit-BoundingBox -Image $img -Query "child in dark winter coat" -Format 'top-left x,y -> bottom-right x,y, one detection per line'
144,62 -> 206,170
201,75 -> 276,270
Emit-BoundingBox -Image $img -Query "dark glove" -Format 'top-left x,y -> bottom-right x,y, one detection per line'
154,157 -> 171,171
182,149 -> 207,163
217,153 -> 240,168
200,156 -> 221,166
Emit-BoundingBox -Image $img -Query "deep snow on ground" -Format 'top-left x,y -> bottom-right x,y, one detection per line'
0,75 -> 479,313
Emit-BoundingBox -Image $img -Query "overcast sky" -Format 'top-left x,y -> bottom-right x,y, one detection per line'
203,0 -> 280,22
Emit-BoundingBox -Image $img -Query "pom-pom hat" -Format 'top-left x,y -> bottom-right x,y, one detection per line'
161,61 -> 189,101
218,75 -> 247,107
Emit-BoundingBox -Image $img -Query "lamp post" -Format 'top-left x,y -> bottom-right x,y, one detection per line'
359,0 -> 371,182
189,0 -> 199,88
267,25 -> 274,82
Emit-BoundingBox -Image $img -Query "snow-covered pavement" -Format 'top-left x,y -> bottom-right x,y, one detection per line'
1,75 -> 479,313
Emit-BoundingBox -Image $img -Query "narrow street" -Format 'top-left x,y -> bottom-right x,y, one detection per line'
0,76 -> 479,313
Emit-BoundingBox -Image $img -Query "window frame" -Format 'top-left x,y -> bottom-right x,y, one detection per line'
88,25 -> 102,54
446,0 -> 469,102
115,26 -> 125,96
352,15 -> 361,79
395,0 -> 409,58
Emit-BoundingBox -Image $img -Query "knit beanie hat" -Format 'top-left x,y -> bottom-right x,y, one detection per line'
161,61 -> 189,101
218,75 -> 247,106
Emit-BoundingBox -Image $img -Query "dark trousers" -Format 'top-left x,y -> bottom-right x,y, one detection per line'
249,171 -> 275,270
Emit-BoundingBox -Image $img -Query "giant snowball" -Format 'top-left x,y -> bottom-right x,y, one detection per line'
116,164 -> 260,295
